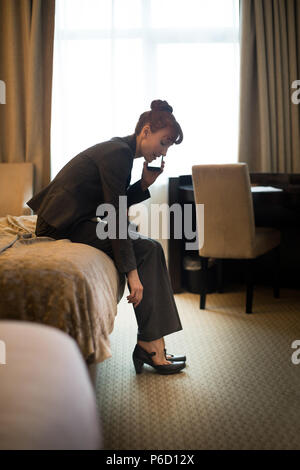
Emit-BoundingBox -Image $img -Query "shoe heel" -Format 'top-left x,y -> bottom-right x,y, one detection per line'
133,357 -> 144,374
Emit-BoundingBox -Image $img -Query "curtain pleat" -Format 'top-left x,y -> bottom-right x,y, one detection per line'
0,0 -> 55,193
238,0 -> 300,172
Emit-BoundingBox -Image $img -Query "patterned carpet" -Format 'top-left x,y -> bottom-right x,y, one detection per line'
93,285 -> 300,450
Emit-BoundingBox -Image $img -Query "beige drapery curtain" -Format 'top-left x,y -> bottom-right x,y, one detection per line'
238,0 -> 300,172
0,0 -> 55,193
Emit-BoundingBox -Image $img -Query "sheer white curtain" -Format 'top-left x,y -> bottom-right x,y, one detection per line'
51,0 -> 240,261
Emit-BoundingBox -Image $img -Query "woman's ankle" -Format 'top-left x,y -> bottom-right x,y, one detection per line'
138,339 -> 156,353
138,339 -> 170,364
138,338 -> 164,357
138,338 -> 163,351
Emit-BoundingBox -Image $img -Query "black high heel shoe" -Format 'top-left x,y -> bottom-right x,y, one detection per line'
164,348 -> 186,362
133,344 -> 186,375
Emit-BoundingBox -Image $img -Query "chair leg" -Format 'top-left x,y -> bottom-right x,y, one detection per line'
216,259 -> 223,293
245,259 -> 254,314
200,293 -> 206,309
273,245 -> 280,299
200,257 -> 208,309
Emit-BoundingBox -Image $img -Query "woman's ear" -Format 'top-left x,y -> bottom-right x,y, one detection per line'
142,124 -> 151,138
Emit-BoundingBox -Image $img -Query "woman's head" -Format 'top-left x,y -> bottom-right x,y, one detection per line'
134,100 -> 183,163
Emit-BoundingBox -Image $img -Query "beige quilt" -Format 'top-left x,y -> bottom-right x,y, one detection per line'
0,215 -> 125,364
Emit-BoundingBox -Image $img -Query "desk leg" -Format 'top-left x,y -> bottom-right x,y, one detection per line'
216,259 -> 223,293
245,259 -> 254,314
273,246 -> 280,299
200,257 -> 208,309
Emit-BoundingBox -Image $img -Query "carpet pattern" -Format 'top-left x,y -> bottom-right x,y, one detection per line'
94,286 -> 300,450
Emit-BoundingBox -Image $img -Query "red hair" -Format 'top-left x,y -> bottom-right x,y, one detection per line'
135,100 -> 183,145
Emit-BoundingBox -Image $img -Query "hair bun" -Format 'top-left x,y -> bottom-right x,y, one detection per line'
151,99 -> 173,113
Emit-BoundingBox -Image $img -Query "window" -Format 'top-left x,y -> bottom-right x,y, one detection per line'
51,0 -> 240,180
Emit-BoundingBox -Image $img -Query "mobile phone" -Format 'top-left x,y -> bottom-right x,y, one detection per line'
147,156 -> 163,172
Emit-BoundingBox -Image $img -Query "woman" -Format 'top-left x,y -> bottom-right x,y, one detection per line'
27,99 -> 186,375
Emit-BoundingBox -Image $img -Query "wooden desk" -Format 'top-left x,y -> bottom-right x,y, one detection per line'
251,185 -> 283,205
168,175 -> 300,293
179,183 -> 284,203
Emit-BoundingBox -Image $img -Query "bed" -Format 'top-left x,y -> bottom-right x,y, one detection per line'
0,214 -> 125,364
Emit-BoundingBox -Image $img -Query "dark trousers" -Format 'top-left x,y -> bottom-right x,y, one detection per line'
35,216 -> 183,342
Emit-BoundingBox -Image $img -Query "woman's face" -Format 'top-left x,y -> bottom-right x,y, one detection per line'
140,126 -> 174,164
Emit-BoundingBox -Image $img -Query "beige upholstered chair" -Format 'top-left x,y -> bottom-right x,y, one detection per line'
191,163 -> 281,313
0,163 -> 34,216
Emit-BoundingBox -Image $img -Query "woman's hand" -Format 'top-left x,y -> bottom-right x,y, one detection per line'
126,269 -> 143,308
141,159 -> 165,190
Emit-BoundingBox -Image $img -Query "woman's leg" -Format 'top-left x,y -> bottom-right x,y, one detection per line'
45,219 -> 183,364
129,235 -> 183,365
129,234 -> 183,342
35,215 -> 71,239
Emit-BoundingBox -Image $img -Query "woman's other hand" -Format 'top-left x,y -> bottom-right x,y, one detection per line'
141,159 -> 165,190
126,269 -> 143,308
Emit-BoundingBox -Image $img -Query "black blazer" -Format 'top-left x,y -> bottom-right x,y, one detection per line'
27,134 -> 150,273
